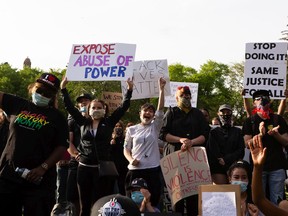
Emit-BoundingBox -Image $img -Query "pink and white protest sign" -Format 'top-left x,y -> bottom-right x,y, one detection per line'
66,43 -> 136,81
160,147 -> 212,208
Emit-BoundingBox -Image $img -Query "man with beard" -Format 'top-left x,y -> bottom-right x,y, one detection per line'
159,86 -> 210,216
206,104 -> 245,184
242,89 -> 288,205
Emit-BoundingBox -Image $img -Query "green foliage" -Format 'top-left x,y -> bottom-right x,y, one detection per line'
3,59 -> 282,126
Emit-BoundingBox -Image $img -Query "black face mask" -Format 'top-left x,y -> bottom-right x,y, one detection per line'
219,114 -> 232,127
260,97 -> 270,106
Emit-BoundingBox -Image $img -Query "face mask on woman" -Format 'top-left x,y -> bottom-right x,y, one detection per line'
231,180 -> 248,192
32,92 -> 51,107
131,191 -> 144,205
90,109 -> 105,119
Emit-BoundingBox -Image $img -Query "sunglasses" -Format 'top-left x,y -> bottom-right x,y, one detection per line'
35,86 -> 55,98
254,96 -> 270,101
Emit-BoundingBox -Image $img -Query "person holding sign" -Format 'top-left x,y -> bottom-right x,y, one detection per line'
159,86 -> 210,216
124,77 -> 166,209
60,76 -> 133,216
242,90 -> 288,205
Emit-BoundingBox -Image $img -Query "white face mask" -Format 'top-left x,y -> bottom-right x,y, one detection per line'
32,92 -> 51,107
90,109 -> 105,119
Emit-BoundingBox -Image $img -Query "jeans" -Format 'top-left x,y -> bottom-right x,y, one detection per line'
262,169 -> 286,205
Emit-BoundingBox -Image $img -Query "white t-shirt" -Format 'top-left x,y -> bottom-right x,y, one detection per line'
124,110 -> 164,170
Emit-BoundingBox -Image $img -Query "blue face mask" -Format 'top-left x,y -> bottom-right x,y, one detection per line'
32,92 -> 51,107
79,106 -> 87,113
131,191 -> 144,205
231,180 -> 248,192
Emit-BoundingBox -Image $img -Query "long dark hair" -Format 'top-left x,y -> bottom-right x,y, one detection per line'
227,160 -> 253,203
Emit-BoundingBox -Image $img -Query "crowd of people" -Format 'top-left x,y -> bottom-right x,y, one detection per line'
1,72 -> 288,216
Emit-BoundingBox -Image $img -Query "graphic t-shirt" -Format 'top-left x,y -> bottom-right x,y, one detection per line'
0,93 -> 69,188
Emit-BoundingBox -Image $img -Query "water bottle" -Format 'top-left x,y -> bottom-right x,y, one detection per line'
15,167 -> 42,185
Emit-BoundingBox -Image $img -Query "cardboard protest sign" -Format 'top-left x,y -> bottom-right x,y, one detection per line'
66,43 -> 136,81
199,184 -> 241,216
101,92 -> 123,112
160,147 -> 212,208
164,82 -> 198,108
243,42 -> 288,99
121,60 -> 171,100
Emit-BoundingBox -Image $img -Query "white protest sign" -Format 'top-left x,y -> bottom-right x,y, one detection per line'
164,82 -> 198,108
121,59 -> 171,100
66,43 -> 136,81
160,147 -> 212,208
243,42 -> 288,99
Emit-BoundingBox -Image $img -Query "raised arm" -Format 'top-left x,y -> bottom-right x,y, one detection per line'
249,135 -> 288,215
157,77 -> 166,111
277,89 -> 288,115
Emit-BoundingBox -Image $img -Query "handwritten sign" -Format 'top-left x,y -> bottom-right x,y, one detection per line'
160,147 -> 212,208
121,60 -> 171,100
66,43 -> 136,81
101,91 -> 123,112
165,82 -> 198,108
243,42 -> 288,99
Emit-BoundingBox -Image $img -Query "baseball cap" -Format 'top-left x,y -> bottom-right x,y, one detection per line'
218,104 -> 232,112
36,73 -> 60,90
127,178 -> 148,190
252,90 -> 270,100
91,194 -> 141,216
76,93 -> 92,103
176,86 -> 191,96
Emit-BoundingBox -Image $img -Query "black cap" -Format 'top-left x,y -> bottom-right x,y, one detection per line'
91,194 -> 141,216
252,90 -> 270,100
36,73 -> 60,90
76,93 -> 92,103
218,104 -> 232,112
127,178 -> 148,190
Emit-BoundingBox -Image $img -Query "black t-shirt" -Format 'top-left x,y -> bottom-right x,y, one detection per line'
242,113 -> 288,171
0,94 -> 69,188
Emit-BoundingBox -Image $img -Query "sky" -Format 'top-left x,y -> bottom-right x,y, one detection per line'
1,0 -> 288,71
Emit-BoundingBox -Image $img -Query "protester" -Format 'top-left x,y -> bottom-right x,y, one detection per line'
159,85 -> 210,216
206,104 -> 245,184
211,116 -> 220,126
242,89 -> 288,117
124,77 -> 166,208
242,90 -> 288,205
0,73 -> 69,216
66,93 -> 92,215
60,76 -> 133,216
248,133 -> 288,215
227,160 -> 263,216
0,108 -> 9,156
127,178 -> 160,213
110,120 -> 129,195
